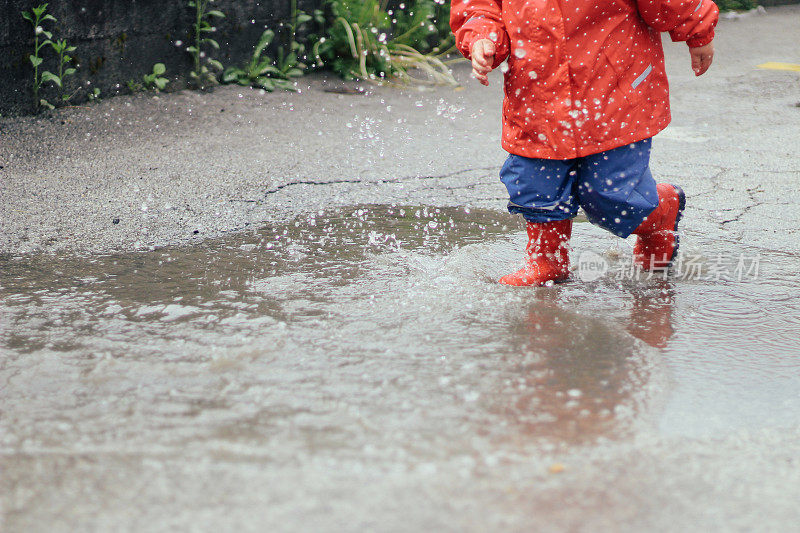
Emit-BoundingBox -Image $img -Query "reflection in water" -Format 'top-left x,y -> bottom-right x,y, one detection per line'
626,279 -> 676,349
492,295 -> 652,444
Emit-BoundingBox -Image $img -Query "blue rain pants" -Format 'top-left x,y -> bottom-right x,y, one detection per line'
499,138 -> 660,238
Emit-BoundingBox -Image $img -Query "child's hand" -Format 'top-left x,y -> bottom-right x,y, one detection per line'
471,39 -> 496,86
689,42 -> 714,76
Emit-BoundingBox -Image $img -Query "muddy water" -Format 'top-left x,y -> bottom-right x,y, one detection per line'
1,205 -> 800,528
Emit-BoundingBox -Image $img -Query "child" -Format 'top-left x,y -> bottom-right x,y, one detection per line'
450,0 -> 718,285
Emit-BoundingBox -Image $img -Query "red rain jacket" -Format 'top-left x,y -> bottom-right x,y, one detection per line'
451,0 -> 719,159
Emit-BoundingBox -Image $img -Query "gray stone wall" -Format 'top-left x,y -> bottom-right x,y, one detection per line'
1,0 -> 321,115
2,0 -> 793,115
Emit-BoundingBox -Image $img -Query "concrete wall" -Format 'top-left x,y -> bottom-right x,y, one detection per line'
2,0 -> 793,115
1,0 -> 321,115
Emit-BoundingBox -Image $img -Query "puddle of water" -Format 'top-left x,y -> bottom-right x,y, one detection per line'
0,206 -> 656,459
1,204 -> 799,461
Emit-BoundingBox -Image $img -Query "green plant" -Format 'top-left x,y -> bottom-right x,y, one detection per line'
429,0 -> 455,52
221,0 -> 318,92
318,0 -> 390,80
21,3 -> 56,111
88,87 -> 101,101
300,8 -> 329,69
316,0 -> 456,86
222,29 -> 304,91
715,0 -> 756,10
48,38 -> 78,103
187,0 -> 225,89
278,0 -> 313,75
126,79 -> 143,93
391,0 -> 454,55
143,63 -> 169,91
221,0 -> 317,94
222,30 -> 280,90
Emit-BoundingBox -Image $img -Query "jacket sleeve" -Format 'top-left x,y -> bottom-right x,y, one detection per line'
450,0 -> 511,69
636,0 -> 719,47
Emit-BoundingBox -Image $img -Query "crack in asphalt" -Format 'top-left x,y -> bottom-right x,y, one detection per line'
720,184 -> 763,226
684,170 -> 778,229
257,166 -> 498,198
262,179 -> 361,196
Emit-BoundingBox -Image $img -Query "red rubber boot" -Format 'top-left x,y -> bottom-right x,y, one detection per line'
631,183 -> 686,270
499,219 -> 572,286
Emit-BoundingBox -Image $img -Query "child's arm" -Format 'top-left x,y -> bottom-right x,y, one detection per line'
450,0 -> 510,85
636,0 -> 719,75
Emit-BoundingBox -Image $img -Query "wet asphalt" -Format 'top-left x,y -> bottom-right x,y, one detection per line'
0,7 -> 796,257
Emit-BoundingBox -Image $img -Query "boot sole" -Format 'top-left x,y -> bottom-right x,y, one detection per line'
671,184 -> 686,265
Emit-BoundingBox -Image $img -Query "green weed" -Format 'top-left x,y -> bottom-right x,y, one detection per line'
391,0 -> 454,55
126,79 -> 143,93
143,63 -> 169,91
222,30 -> 297,91
187,0 -> 225,89
316,0 -> 456,86
21,3 -> 57,111
49,38 -> 78,103
222,0 -> 317,93
715,0 -> 756,10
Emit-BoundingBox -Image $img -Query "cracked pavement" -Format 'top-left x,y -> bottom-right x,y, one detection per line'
1,5 -> 799,255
